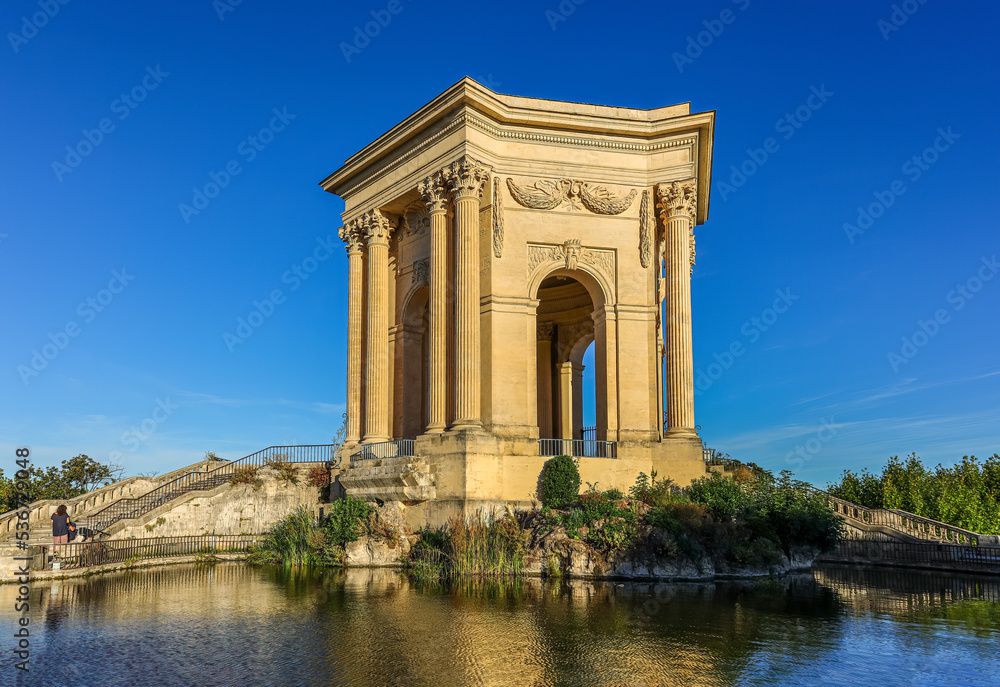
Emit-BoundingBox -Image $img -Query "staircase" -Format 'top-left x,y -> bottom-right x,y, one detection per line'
5,445 -> 337,543
814,490 -> 998,547
340,442 -> 436,503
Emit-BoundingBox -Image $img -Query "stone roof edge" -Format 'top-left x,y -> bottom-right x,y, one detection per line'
320,77 -> 715,218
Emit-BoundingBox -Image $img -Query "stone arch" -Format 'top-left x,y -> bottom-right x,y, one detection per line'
533,269 -> 614,443
400,282 -> 429,327
396,283 -> 429,439
527,262 -> 613,309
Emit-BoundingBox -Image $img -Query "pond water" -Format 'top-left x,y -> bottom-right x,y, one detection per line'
2,563 -> 999,686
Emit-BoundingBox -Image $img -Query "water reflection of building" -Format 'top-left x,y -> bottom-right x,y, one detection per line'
9,564 -> 996,686
5,565 -> 828,685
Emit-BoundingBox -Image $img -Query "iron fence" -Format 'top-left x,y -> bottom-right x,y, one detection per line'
539,438 -> 617,458
350,439 -> 415,461
581,427 -> 596,441
47,534 -> 261,570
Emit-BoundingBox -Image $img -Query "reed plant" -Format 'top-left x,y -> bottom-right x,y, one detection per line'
246,506 -> 322,567
409,509 -> 529,579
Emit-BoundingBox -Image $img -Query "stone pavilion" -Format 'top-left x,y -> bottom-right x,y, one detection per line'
320,78 -> 715,525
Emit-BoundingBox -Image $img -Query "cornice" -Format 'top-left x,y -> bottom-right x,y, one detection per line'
333,110 -> 700,205
322,78 -> 715,225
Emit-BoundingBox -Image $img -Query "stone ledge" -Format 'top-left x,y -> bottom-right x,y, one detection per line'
341,457 -> 436,502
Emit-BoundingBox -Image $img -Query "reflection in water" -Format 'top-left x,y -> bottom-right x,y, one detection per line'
0,563 -> 997,686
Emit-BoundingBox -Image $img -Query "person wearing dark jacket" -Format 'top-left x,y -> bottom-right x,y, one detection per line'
52,504 -> 71,555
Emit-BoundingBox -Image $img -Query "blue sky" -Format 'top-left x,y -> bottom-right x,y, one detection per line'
1,1 -> 997,485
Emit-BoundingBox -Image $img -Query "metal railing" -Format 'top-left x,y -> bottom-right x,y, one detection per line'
539,438 -> 617,458
83,445 -> 336,537
581,426 -> 596,441
48,534 -> 260,570
350,439 -> 415,462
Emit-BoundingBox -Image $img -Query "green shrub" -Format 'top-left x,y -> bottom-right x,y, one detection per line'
253,506 -> 319,566
323,495 -> 375,547
647,502 -> 711,562
579,491 -> 619,522
750,472 -> 842,553
561,508 -> 587,539
688,471 -> 752,520
541,455 -> 580,509
629,471 -> 678,508
586,512 -> 638,552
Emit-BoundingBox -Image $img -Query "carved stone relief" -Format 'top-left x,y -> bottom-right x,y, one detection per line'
492,176 -> 504,258
527,240 -> 615,283
401,203 -> 430,237
639,189 -> 652,268
411,258 -> 429,285
506,177 -> 637,215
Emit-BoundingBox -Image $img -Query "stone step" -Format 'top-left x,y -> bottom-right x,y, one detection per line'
340,457 -> 435,502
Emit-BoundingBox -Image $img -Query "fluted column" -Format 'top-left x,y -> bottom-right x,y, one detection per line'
446,156 -> 490,430
362,209 -> 392,442
656,180 -> 698,437
419,172 -> 449,433
339,221 -> 365,444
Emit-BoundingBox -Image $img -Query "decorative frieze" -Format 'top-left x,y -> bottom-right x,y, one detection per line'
506,177 -> 636,215
338,108 -> 697,200
528,240 -> 615,281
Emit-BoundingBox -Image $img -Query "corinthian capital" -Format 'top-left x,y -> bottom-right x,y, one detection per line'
446,155 -> 491,199
358,208 -> 392,245
418,171 -> 449,213
339,222 -> 364,254
655,179 -> 697,225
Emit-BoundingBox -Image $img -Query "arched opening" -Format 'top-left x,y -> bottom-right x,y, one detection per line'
535,274 -> 597,443
397,286 -> 429,439
581,340 -> 596,439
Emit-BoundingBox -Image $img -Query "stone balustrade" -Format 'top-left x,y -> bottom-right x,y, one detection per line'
824,493 -> 986,546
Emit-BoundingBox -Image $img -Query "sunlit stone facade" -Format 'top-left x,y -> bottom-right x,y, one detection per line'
320,79 -> 715,525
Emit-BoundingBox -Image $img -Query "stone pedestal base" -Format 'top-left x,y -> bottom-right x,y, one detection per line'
337,431 -> 708,530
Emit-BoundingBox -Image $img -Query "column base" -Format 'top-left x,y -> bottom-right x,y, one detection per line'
361,436 -> 390,444
664,427 -> 700,439
449,422 -> 482,433
424,424 -> 446,434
